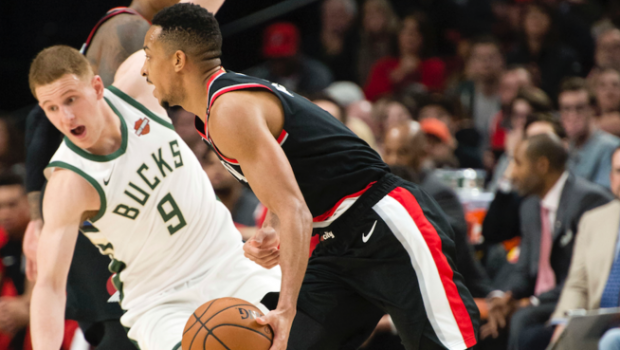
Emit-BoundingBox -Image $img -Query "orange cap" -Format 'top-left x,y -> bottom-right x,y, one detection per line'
421,118 -> 453,145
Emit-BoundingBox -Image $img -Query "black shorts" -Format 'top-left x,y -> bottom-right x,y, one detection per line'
288,173 -> 479,350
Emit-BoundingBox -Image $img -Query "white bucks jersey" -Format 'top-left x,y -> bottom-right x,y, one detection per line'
46,87 -> 242,311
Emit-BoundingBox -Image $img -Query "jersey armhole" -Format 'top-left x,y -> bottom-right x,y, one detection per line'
107,86 -> 175,130
46,161 -> 107,223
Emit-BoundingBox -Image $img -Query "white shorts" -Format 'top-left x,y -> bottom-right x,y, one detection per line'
121,249 -> 281,350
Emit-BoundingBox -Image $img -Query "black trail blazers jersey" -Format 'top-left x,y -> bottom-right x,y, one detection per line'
195,69 -> 390,219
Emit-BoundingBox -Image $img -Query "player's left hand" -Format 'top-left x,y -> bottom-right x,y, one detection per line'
244,227 -> 280,269
256,307 -> 295,350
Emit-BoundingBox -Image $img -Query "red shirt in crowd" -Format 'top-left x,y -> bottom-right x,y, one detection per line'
364,56 -> 446,102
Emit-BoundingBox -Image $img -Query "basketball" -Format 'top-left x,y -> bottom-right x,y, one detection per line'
182,297 -> 274,350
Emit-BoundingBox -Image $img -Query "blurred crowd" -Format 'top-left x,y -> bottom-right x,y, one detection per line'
3,0 -> 620,349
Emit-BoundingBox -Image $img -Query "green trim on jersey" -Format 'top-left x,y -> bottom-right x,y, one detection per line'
46,161 -> 108,223
172,341 -> 182,350
107,85 -> 175,130
63,97 -> 128,162
110,259 -> 127,306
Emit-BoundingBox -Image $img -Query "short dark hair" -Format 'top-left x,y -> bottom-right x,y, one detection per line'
152,3 -> 222,62
559,77 -> 597,107
524,112 -> 567,139
469,35 -> 501,55
0,171 -> 24,188
511,86 -> 553,115
524,133 -> 568,172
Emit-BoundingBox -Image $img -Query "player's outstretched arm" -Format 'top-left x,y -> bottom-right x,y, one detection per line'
181,0 -> 225,14
30,169 -> 100,350
209,90 -> 312,350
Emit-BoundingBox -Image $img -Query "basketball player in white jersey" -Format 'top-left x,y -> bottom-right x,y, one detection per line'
27,45 -> 281,350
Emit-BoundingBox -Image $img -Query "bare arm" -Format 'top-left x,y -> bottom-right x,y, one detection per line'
31,169 -> 100,350
210,90 -> 312,350
87,15 -> 150,86
181,0 -> 226,13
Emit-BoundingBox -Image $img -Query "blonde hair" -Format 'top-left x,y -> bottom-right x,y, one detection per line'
29,45 -> 93,99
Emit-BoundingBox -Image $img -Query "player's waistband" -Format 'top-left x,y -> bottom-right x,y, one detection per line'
311,172 -> 402,237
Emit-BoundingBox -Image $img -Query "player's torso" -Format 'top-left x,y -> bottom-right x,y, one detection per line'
47,88 -> 242,309
195,70 -> 390,219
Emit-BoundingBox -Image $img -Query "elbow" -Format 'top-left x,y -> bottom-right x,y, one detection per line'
292,201 -> 313,240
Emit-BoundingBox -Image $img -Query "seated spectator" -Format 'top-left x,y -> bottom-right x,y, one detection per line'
548,146 -> 620,348
418,95 -> 484,169
370,97 -> 414,145
488,87 -> 553,192
245,22 -> 333,95
364,12 -> 445,101
357,0 -> 399,84
198,148 -> 260,239
506,3 -> 583,102
0,118 -> 25,177
0,172 -> 31,349
559,77 -> 620,189
595,68 -> 620,137
419,118 -> 458,169
483,134 -> 613,350
383,121 -> 493,298
489,66 -> 533,155
455,36 -> 504,150
304,0 -> 359,82
311,93 -> 378,149
589,28 -> 620,82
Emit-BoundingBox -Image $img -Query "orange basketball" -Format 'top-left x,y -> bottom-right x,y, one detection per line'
182,297 -> 273,350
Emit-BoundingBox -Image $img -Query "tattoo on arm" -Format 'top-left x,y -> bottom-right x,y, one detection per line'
28,191 -> 42,221
89,15 -> 150,86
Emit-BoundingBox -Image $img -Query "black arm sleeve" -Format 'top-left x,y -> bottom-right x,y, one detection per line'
25,105 -> 63,193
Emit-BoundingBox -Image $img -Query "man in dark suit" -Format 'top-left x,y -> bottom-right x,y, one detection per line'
483,133 -> 613,350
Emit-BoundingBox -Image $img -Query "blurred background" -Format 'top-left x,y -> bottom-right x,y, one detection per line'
3,0 -> 620,349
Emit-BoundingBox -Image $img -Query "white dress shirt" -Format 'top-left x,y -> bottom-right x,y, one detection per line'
540,171 -> 569,230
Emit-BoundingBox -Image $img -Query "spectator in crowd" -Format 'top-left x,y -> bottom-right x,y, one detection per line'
419,117 -> 459,169
483,134 -> 613,350
595,68 -> 620,137
559,77 -> 620,189
506,3 -> 583,102
0,172 -> 31,348
548,146 -> 620,349
456,36 -> 504,150
418,95 -> 484,169
488,87 -> 553,192
383,121 -> 493,299
357,0 -> 399,85
245,22 -> 333,95
592,28 -> 620,76
311,93 -> 378,150
489,66 -> 533,155
370,97 -> 413,145
305,0 -> 359,82
0,118 -> 25,177
364,12 -> 445,102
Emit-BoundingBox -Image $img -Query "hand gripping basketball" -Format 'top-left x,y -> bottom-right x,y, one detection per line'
256,308 -> 296,350
243,227 -> 280,269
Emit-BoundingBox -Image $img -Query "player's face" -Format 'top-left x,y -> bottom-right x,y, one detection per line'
142,26 -> 180,109
36,74 -> 106,150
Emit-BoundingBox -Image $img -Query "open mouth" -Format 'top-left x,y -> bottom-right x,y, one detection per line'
71,125 -> 86,137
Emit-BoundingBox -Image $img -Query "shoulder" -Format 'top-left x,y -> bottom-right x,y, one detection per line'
571,176 -> 614,204
45,166 -> 99,210
596,130 -> 620,147
581,200 -> 620,223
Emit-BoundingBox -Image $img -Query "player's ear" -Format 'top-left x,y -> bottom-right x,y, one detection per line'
91,75 -> 105,99
173,50 -> 186,73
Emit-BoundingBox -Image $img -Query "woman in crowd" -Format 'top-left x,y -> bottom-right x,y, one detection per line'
595,68 -> 620,137
356,0 -> 399,84
506,3 -> 582,101
364,12 -> 446,102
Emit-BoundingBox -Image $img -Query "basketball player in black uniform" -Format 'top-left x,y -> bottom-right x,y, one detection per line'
141,4 -> 479,350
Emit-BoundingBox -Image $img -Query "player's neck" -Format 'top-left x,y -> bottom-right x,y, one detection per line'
87,101 -> 123,156
186,65 -> 221,121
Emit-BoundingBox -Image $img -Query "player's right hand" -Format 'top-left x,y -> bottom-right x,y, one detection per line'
243,226 -> 280,269
23,219 -> 42,282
